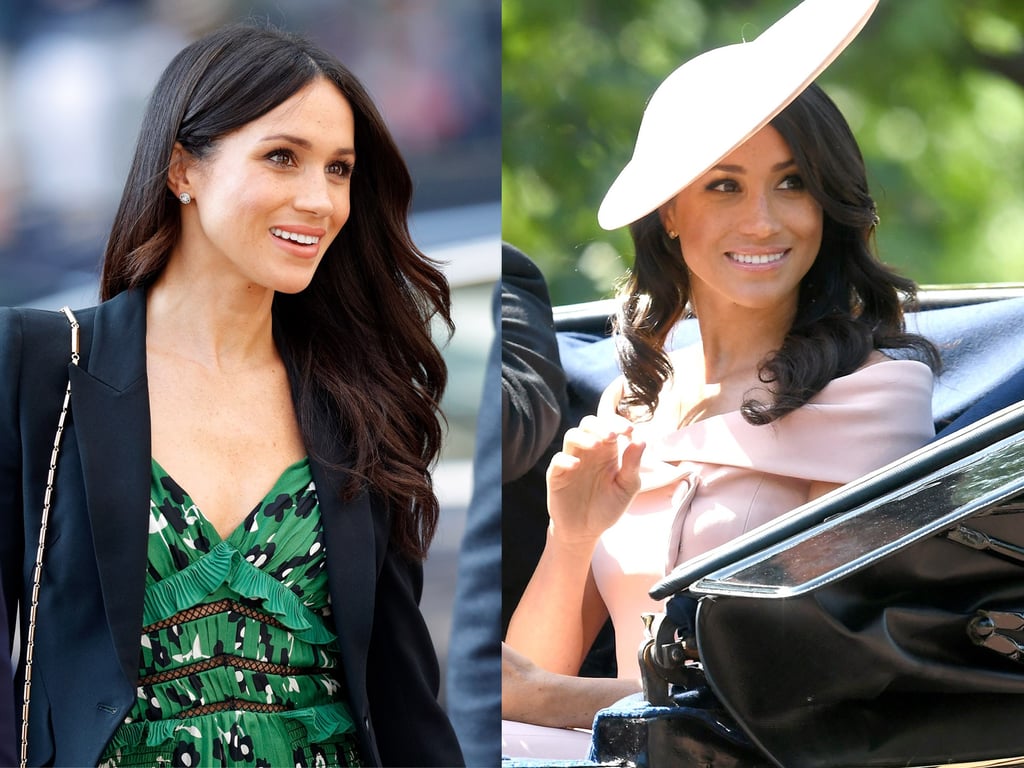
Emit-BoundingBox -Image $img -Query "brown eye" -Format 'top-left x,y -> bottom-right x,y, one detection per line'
267,149 -> 297,167
779,174 -> 805,190
326,160 -> 354,179
707,178 -> 740,193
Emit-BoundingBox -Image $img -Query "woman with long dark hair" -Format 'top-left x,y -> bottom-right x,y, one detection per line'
503,0 -> 939,757
1,24 -> 463,767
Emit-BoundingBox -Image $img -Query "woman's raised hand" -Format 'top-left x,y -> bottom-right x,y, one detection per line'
546,414 -> 645,547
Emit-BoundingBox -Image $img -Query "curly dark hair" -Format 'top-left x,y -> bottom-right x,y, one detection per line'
614,83 -> 940,424
101,24 -> 451,561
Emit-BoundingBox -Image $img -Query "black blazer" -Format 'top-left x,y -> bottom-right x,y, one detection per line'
0,572 -> 15,768
0,290 -> 463,767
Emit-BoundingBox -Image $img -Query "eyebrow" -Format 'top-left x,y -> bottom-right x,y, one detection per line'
713,159 -> 797,174
259,133 -> 355,156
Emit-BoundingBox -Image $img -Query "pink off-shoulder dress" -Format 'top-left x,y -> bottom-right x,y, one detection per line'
502,358 -> 934,760
592,357 -> 935,679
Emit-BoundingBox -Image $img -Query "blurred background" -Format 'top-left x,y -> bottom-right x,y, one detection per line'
503,0 -> 1024,306
0,0 -> 500,713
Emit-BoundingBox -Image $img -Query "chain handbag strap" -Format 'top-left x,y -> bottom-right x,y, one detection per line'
19,306 -> 79,768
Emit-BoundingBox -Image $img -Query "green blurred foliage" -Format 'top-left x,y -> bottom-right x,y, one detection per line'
503,0 -> 1024,305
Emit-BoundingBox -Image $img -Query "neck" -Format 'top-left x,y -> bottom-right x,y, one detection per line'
691,297 -> 795,385
146,258 -> 278,372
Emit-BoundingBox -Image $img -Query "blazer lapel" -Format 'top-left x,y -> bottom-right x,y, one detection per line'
68,290 -> 151,684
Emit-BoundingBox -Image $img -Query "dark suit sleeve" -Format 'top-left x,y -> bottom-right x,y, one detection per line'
366,544 -> 464,767
501,243 -> 569,483
0,309 -> 23,767
499,244 -> 574,632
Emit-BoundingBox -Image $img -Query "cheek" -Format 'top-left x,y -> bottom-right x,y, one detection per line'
203,174 -> 266,224
796,202 -> 824,247
676,215 -> 718,258
217,194 -> 268,246
331,186 -> 352,230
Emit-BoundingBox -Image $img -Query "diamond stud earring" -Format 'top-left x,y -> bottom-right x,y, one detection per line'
179,192 -> 192,205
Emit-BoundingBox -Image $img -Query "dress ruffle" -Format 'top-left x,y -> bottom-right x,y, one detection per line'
105,702 -> 355,752
142,541 -> 336,646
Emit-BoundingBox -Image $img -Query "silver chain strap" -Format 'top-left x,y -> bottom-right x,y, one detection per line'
19,306 -> 79,768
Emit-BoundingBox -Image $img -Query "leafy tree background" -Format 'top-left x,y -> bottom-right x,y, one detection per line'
503,0 -> 1024,306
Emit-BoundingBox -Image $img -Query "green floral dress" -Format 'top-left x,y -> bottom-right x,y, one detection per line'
99,458 -> 362,767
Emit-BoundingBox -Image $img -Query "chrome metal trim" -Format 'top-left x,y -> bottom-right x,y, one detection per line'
690,430 -> 1024,599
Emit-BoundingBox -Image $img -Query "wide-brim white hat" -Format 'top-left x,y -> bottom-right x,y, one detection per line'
597,0 -> 879,231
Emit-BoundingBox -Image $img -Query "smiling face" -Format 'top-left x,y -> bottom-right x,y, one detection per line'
659,124 -> 823,318
170,76 -> 356,295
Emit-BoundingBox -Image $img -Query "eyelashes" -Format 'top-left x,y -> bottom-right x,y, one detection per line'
778,174 -> 805,190
325,159 -> 354,179
704,174 -> 805,193
266,149 -> 354,179
706,178 -> 740,193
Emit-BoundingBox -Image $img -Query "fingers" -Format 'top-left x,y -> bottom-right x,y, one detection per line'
574,413 -> 634,442
546,414 -> 645,494
548,417 -> 622,486
617,437 -> 646,497
559,414 -> 633,456
546,450 -> 581,491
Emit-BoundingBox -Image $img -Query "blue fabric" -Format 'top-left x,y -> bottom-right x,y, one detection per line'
588,691 -> 756,763
936,368 -> 1024,438
907,296 -> 1024,429
447,281 -> 502,768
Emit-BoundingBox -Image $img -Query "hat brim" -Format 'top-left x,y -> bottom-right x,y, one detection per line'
597,0 -> 879,231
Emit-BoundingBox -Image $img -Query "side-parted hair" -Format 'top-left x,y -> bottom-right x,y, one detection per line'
102,24 -> 451,561
616,83 -> 940,423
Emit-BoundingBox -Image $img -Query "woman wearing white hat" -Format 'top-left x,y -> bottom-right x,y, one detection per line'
503,0 -> 941,757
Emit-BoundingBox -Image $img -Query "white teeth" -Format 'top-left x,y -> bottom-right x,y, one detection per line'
271,227 -> 320,245
727,251 -> 785,265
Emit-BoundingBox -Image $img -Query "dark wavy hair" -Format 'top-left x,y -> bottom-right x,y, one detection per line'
101,24 -> 451,561
615,83 -> 940,424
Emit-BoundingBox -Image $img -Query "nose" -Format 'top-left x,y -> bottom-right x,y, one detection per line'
294,170 -> 336,217
737,190 -> 780,239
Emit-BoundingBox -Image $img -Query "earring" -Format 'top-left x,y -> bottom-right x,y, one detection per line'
667,229 -> 678,240
178,192 -> 192,205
